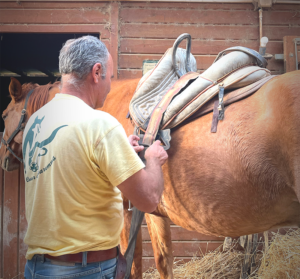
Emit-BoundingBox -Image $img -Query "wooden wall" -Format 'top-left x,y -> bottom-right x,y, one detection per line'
118,2 -> 300,78
0,1 -> 300,278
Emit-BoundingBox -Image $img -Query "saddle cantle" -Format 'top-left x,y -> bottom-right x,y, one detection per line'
130,34 -> 197,130
129,33 -> 271,148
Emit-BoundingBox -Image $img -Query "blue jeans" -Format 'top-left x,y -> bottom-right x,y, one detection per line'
24,254 -> 117,279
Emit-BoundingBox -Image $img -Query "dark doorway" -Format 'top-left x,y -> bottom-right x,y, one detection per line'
0,33 -> 99,131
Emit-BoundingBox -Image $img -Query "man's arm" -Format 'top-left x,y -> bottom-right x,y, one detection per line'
117,140 -> 168,213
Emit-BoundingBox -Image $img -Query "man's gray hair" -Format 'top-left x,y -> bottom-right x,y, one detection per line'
59,36 -> 109,82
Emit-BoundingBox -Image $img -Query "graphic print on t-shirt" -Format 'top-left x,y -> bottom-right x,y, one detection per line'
23,115 -> 67,178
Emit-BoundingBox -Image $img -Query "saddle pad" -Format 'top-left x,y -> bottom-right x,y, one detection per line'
129,47 -> 197,128
186,75 -> 277,124
162,66 -> 271,129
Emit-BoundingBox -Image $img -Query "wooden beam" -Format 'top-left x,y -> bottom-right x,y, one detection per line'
48,69 -> 61,77
0,0 -> 299,2
0,69 -> 20,77
110,2 -> 119,79
22,69 -> 48,77
0,25 -> 109,38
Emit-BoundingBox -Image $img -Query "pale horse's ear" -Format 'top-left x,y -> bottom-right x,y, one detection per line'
9,77 -> 22,102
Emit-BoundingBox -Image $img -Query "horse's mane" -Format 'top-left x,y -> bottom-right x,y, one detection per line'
21,81 -> 61,116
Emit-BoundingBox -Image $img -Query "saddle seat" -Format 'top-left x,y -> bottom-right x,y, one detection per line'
129,34 -> 271,147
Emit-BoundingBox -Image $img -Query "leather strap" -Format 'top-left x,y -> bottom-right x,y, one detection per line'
143,72 -> 199,146
116,252 -> 127,279
124,207 -> 145,279
1,89 -> 35,163
44,247 -> 117,264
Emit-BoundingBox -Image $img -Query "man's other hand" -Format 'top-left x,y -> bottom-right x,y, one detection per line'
145,140 -> 168,166
128,135 -> 144,153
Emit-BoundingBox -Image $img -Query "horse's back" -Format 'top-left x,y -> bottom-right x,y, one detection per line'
160,71 -> 300,237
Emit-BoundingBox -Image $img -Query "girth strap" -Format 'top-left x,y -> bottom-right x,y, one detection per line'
124,208 -> 145,279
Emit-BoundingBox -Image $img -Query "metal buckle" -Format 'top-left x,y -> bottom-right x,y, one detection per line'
128,200 -> 134,211
21,109 -> 26,115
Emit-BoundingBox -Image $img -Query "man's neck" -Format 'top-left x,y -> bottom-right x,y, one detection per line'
60,75 -> 97,108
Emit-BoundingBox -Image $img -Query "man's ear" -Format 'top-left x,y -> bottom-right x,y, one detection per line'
9,77 -> 23,102
92,63 -> 102,83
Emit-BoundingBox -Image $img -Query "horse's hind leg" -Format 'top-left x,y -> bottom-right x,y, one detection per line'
145,213 -> 173,279
120,199 -> 143,279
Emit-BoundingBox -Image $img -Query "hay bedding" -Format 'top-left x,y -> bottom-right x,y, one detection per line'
143,229 -> 300,279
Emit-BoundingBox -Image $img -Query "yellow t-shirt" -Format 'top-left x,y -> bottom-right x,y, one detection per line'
22,94 -> 144,260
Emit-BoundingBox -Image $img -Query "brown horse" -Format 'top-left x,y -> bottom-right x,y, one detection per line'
1,72 -> 300,278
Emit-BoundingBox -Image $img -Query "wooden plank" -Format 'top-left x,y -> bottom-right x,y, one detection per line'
119,69 -> 142,79
19,166 -> 27,278
263,25 -> 300,41
101,39 -> 111,52
3,170 -> 19,279
120,39 -> 282,55
119,54 -> 216,70
120,24 -> 259,40
0,2 -> 109,9
267,57 -> 284,71
263,10 -> 300,25
271,4 -> 300,10
0,9 -> 109,24
120,54 -> 283,71
121,2 -> 254,10
120,8 -> 257,24
110,2 -> 119,79
0,25 -> 110,38
141,226 -> 225,241
142,241 -> 223,257
119,54 -> 161,69
0,167 -> 3,278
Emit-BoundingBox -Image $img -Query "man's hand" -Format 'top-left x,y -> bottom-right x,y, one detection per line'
145,140 -> 168,166
118,140 -> 168,213
128,135 -> 144,153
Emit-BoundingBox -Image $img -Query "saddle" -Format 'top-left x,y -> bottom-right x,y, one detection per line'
129,34 -> 272,148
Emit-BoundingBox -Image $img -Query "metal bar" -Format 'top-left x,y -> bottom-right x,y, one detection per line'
259,9 -> 263,44
294,38 -> 300,71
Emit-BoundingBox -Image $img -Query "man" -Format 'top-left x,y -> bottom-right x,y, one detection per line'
23,36 -> 168,279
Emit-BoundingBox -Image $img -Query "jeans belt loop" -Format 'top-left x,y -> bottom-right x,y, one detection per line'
82,251 -> 88,267
41,254 -> 45,263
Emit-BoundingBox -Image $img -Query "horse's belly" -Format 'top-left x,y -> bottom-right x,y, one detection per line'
162,183 -> 300,237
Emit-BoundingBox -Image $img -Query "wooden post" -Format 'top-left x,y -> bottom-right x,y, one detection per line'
250,233 -> 258,274
263,231 -> 269,254
110,2 -> 119,79
240,234 -> 252,279
284,36 -> 300,73
223,237 -> 232,251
